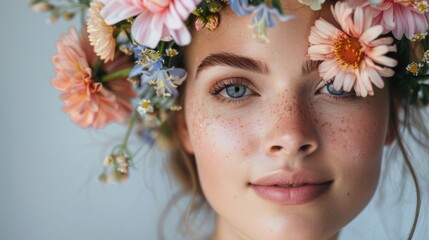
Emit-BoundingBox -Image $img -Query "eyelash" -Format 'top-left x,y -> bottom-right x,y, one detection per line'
317,82 -> 357,101
209,77 -> 256,103
209,78 -> 357,104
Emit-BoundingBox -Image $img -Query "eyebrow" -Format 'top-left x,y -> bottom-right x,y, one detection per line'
195,52 -> 270,77
301,59 -> 321,74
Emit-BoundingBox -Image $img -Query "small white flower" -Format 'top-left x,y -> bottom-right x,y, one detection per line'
297,0 -> 326,10
137,99 -> 154,115
414,1 -> 429,13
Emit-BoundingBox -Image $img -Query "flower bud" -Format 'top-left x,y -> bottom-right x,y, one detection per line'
206,14 -> 219,31
30,2 -> 54,12
63,12 -> 75,21
195,17 -> 206,31
47,12 -> 59,24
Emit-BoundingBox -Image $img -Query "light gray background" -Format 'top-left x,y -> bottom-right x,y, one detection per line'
1,1 -> 428,240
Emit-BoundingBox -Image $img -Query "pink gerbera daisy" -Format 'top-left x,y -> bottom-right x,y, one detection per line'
51,28 -> 136,128
100,0 -> 202,48
308,1 -> 397,97
353,0 -> 429,39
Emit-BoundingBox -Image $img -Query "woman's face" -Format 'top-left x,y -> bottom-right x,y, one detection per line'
179,2 -> 392,240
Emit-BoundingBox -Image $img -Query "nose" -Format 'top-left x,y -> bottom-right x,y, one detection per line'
264,95 -> 319,159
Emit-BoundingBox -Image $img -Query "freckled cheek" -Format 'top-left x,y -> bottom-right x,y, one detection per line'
185,101 -> 258,206
187,108 -> 257,165
317,107 -> 387,200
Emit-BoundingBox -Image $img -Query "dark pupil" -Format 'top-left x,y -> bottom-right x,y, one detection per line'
327,83 -> 346,95
226,85 -> 246,98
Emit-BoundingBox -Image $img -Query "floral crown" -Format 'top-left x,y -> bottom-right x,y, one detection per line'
31,0 -> 429,182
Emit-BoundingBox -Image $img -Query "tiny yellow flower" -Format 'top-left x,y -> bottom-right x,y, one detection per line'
30,2 -> 54,12
116,155 -> 129,174
62,12 -> 75,21
423,50 -> 429,63
137,99 -> 154,115
165,48 -> 179,57
406,62 -> 424,76
103,155 -> 115,168
410,32 -> 427,41
414,0 -> 429,13
137,49 -> 161,66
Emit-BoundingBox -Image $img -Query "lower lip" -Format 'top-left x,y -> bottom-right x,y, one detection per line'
250,182 -> 332,205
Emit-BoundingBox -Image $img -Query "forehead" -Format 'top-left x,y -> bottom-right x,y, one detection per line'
185,3 -> 334,79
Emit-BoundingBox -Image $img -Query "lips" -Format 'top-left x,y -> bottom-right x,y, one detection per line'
250,171 -> 333,205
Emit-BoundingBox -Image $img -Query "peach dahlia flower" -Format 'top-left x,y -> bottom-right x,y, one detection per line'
51,28 -> 135,128
87,0 -> 116,63
308,1 -> 397,97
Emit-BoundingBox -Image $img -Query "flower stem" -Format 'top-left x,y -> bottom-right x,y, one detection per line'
121,112 -> 138,151
101,67 -> 133,82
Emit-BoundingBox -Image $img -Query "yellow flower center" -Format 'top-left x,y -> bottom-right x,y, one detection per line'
407,63 -> 421,75
142,101 -> 151,109
415,1 -> 429,12
334,36 -> 363,69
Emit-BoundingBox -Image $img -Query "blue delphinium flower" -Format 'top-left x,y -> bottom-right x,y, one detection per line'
141,68 -> 187,98
230,0 -> 293,42
127,44 -> 164,79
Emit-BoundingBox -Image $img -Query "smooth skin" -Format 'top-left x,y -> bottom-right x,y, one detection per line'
178,1 -> 394,239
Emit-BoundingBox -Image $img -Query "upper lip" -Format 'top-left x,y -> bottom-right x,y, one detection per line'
250,170 -> 333,187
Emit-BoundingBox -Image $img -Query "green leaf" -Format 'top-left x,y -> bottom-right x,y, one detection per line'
271,0 -> 284,15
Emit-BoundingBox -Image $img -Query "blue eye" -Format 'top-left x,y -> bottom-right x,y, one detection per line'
327,84 -> 346,95
225,85 -> 247,98
210,78 -> 256,101
321,82 -> 355,96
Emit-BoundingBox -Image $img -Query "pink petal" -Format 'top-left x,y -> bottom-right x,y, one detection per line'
315,19 -> 340,38
308,31 -> 333,45
353,7 -> 364,36
382,7 -> 395,31
402,7 -> 415,38
367,45 -> 389,58
369,36 -> 393,47
308,53 -> 328,61
413,12 -> 429,34
359,65 -> 374,96
308,45 -> 333,55
392,7 -> 405,39
371,55 -> 397,67
367,66 -> 384,89
173,0 -> 198,20
360,25 -> 383,44
333,68 -> 346,91
101,0 -> 144,25
343,73 -> 355,92
165,4 -> 183,29
358,79 -> 368,97
132,12 -> 163,48
321,60 -> 341,81
169,25 -> 191,46
332,2 -> 353,33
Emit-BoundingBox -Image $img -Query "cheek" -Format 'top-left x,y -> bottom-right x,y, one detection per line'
316,99 -> 389,219
184,92 -> 260,210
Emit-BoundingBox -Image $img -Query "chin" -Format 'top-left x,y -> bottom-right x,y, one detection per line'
238,215 -> 341,240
